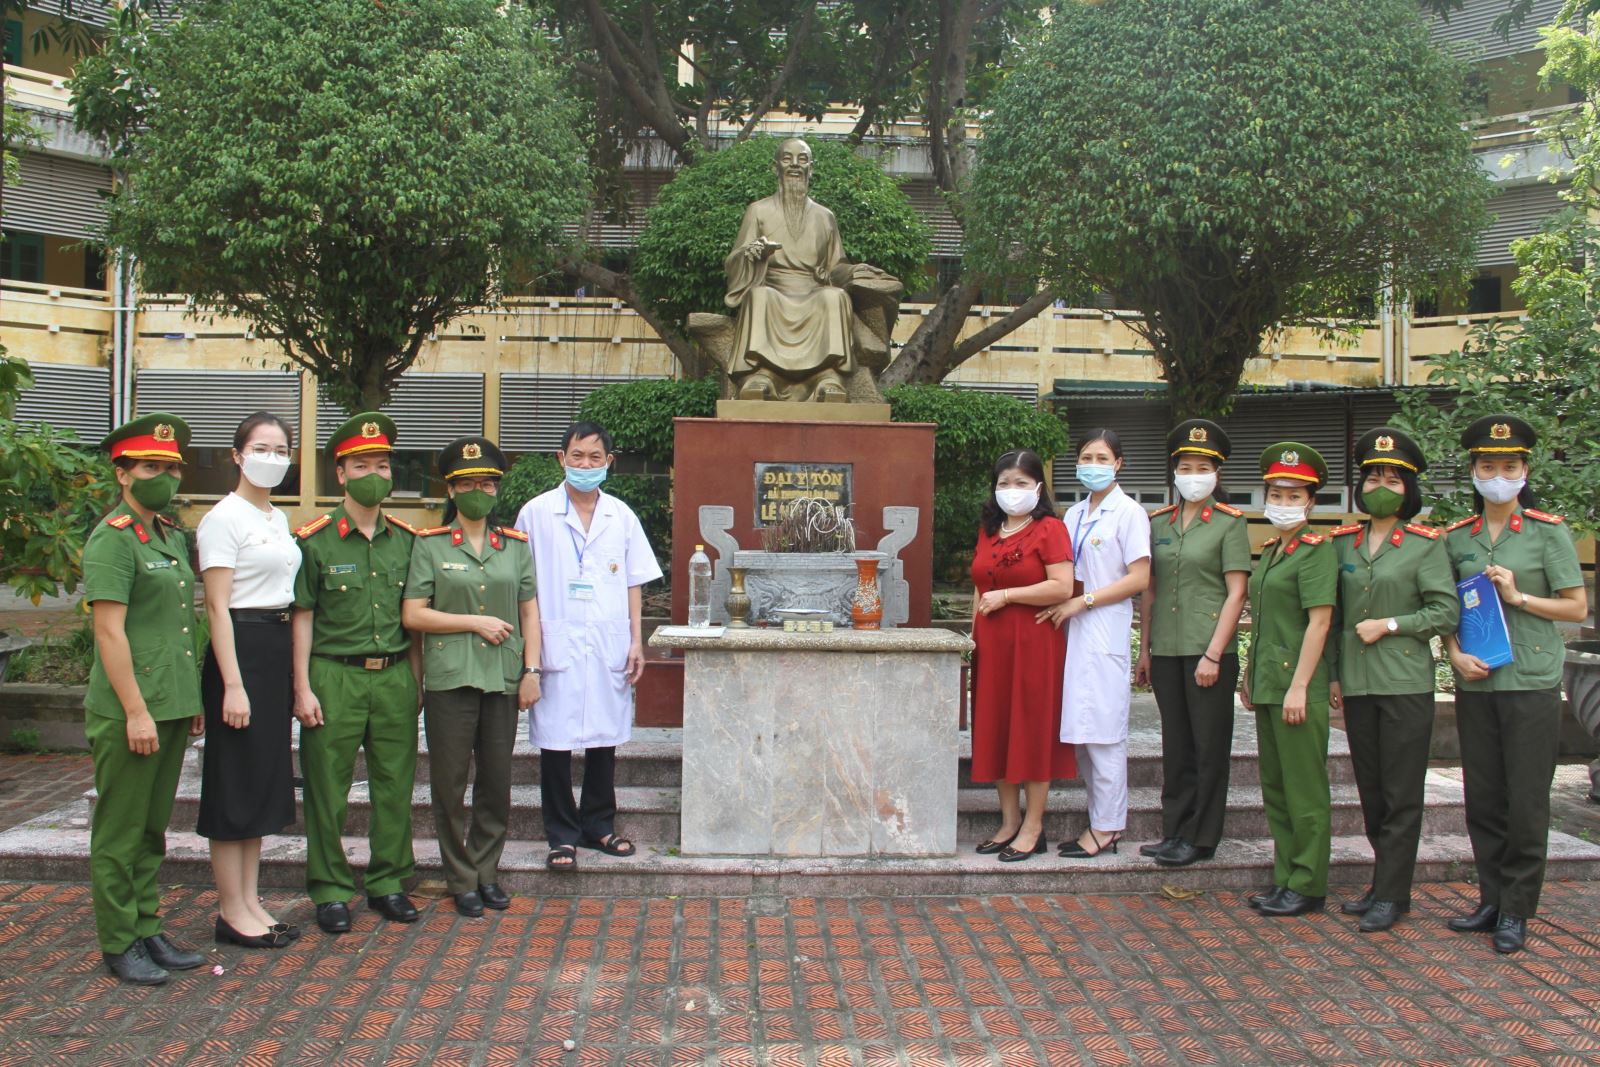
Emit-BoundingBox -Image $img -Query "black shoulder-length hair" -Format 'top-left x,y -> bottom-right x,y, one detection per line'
979,449 -> 1058,538
1354,463 -> 1424,521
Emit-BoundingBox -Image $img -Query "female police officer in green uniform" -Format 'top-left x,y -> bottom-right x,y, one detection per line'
403,437 -> 541,918
84,413 -> 207,985
1137,419 -> 1252,869
1240,443 -> 1337,917
1443,415 -> 1587,954
1327,428 -> 1458,933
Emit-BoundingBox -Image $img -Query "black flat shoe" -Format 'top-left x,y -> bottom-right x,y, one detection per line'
1154,841 -> 1214,868
142,933 -> 204,970
1358,900 -> 1407,932
454,890 -> 484,918
215,916 -> 289,949
367,893 -> 420,923
1446,902 -> 1499,933
271,923 -> 301,941
1493,913 -> 1527,954
316,901 -> 351,934
1341,887 -> 1376,916
479,883 -> 511,910
1258,890 -> 1325,917
1248,886 -> 1286,910
998,835 -> 1048,862
975,831 -> 1020,855
104,940 -> 168,986
1059,829 -> 1121,859
1139,836 -> 1180,858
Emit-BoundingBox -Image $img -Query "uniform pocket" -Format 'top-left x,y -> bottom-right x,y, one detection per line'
322,569 -> 366,593
500,634 -> 526,688
1511,640 -> 1558,678
426,632 -> 471,683
540,621 -> 571,672
132,651 -> 173,707
600,619 -> 632,672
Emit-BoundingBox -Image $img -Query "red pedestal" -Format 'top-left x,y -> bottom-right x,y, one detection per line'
670,417 -> 936,627
634,648 -> 685,727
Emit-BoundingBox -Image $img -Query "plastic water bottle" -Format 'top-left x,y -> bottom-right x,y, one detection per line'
688,544 -> 713,627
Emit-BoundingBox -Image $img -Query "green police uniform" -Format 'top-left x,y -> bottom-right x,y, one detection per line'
293,413 -> 420,906
1327,427 -> 1460,910
1247,443 -> 1337,901
404,436 -> 537,898
1444,416 -> 1584,921
83,414 -> 203,956
1148,419 -> 1253,853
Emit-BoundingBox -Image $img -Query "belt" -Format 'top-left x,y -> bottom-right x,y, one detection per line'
231,609 -> 291,624
314,652 -> 405,671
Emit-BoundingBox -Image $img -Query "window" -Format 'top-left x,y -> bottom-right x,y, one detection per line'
3,19 -> 23,66
1466,276 -> 1502,315
2,230 -> 45,283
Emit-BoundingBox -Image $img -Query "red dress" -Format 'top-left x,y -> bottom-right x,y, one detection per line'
970,516 -> 1077,783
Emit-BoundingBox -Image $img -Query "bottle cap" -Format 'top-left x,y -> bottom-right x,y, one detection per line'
696,544 -> 704,551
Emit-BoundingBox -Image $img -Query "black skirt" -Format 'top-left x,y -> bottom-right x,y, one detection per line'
197,613 -> 296,840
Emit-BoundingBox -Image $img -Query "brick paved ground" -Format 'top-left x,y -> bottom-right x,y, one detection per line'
1,880 -> 1598,1066
0,754 -> 94,831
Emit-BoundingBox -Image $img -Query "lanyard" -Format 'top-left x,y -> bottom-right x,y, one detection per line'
561,496 -> 592,571
1072,502 -> 1103,557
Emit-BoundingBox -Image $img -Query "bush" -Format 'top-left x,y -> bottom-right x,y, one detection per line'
497,453 -> 563,520
0,418 -> 119,603
886,385 -> 1070,580
3,621 -> 95,686
576,377 -> 719,464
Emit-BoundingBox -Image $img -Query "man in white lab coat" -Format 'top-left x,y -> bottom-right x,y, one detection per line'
514,422 -> 663,870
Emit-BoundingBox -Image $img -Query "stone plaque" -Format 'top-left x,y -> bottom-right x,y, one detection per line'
754,462 -> 852,526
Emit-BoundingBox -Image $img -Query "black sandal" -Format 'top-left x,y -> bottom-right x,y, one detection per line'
1059,829 -> 1122,859
580,833 -> 636,857
546,845 -> 578,871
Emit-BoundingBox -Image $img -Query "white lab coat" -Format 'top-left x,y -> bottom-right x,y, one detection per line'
514,486 -> 663,750
1059,485 -> 1151,744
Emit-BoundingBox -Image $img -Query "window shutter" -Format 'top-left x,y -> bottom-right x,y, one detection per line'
134,369 -> 302,448
315,373 -> 483,450
13,361 -> 111,441
498,373 -> 665,452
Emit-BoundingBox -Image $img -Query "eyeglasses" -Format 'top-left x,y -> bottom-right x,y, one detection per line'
244,446 -> 293,459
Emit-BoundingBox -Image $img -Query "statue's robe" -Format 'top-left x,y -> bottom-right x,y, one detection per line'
725,195 -> 855,380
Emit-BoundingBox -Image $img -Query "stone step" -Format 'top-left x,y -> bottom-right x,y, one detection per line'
5,810 -> 1599,897
146,775 -> 1467,846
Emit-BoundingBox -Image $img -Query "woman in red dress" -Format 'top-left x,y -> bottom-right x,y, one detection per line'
970,448 -> 1077,861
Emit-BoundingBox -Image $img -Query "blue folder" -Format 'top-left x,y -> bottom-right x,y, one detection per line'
1456,572 -> 1514,670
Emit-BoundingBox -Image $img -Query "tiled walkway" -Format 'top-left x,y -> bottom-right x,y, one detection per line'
1,880 -> 1598,1066
0,753 -> 94,831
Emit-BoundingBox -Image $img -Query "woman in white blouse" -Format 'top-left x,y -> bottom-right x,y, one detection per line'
197,412 -> 303,948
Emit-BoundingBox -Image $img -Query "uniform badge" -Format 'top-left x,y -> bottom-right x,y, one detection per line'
361,421 -> 381,439
1375,435 -> 1394,452
153,423 -> 176,442
1188,426 -> 1207,443
609,562 -> 619,574
462,442 -> 482,459
1280,449 -> 1300,467
1490,422 -> 1511,440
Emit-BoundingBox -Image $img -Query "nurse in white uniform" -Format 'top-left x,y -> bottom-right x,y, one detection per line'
514,422 -> 662,871
1040,429 -> 1151,859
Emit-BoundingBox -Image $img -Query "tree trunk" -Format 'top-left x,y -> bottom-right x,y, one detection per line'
569,259 -> 710,379
880,283 -> 978,386
1135,318 -> 1263,420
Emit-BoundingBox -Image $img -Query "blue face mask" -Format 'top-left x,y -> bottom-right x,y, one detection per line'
1076,463 -> 1117,492
564,464 -> 608,492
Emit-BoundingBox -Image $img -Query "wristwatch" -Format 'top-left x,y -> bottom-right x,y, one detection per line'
1083,592 -> 1097,609
1385,618 -> 1398,634
1520,592 -> 1530,609
522,666 -> 543,678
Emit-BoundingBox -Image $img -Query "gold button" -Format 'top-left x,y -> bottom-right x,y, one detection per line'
340,584 -> 347,592
371,571 -> 377,577
481,642 -> 488,648
182,627 -> 190,634
179,581 -> 186,588
185,650 -> 193,657
1282,662 -> 1290,669
480,585 -> 486,591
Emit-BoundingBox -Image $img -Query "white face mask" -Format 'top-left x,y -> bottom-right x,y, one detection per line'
1472,474 -> 1526,505
1263,502 -> 1309,531
1173,472 -> 1217,503
240,452 -> 291,490
995,485 -> 1040,517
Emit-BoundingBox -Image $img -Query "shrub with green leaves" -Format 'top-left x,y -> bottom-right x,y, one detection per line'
0,418 -> 119,604
575,377 -> 719,464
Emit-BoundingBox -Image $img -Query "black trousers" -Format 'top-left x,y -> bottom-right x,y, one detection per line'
1152,653 -> 1238,849
1342,692 -> 1434,905
539,747 -> 617,847
1455,688 -> 1562,918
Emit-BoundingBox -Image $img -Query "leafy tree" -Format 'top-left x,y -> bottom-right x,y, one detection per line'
71,0 -> 588,414
632,137 -> 930,345
0,417 -> 118,604
573,376 -> 719,462
964,0 -> 1490,419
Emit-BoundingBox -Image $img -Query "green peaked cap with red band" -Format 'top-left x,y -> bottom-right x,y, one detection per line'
326,411 -> 398,461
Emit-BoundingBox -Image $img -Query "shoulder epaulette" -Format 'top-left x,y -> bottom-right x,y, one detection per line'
105,513 -> 133,529
386,515 -> 418,535
1404,522 -> 1441,539
295,514 -> 332,540
1260,536 -> 1280,547
416,525 -> 451,537
1331,524 -> 1362,537
1212,502 -> 1244,517
156,513 -> 179,528
1299,533 -> 1326,546
1445,515 -> 1477,532
1524,508 -> 1565,525
500,528 -> 528,542
1150,504 -> 1178,517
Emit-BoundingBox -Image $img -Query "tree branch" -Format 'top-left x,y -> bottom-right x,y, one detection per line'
737,5 -> 819,140
950,287 -> 1057,362
567,258 -> 707,378
578,0 -> 692,159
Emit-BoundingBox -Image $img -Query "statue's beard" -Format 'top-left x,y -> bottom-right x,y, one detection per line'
780,174 -> 809,235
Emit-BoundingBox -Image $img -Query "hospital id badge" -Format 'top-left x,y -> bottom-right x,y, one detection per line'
568,581 -> 596,602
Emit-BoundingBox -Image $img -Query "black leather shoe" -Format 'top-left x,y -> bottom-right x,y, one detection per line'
142,933 -> 203,970
1446,902 -> 1499,933
215,916 -> 288,949
1341,887 -> 1376,916
1154,841 -> 1215,868
1139,836 -> 1180,859
1247,886 -> 1285,910
316,901 -> 352,934
368,893 -> 420,923
104,940 -> 169,985
454,891 -> 485,918
1358,900 -> 1407,932
1492,913 -> 1527,954
1258,890 -> 1325,917
479,883 -> 511,910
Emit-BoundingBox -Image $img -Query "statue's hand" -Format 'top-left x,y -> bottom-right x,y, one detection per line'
744,237 -> 782,262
